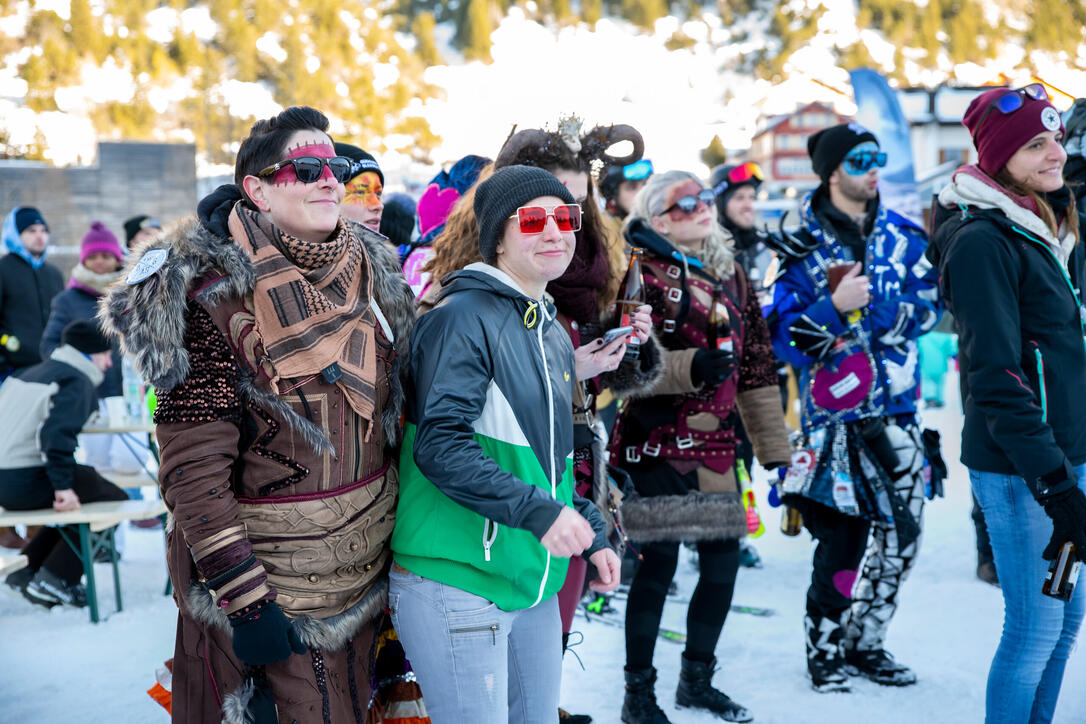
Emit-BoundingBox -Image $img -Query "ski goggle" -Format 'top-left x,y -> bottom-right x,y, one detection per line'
621,159 -> 654,181
712,162 -> 764,196
509,204 -> 582,234
976,84 -> 1050,131
662,188 -> 715,216
842,151 -> 888,175
257,156 -> 353,184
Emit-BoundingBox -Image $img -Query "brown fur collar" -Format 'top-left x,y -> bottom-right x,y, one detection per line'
99,217 -> 416,446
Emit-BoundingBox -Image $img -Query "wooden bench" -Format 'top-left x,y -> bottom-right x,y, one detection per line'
0,554 -> 28,577
101,470 -> 159,490
0,500 -> 167,623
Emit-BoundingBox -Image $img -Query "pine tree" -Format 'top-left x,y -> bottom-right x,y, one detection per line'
458,0 -> 493,62
701,135 -> 727,169
412,11 -> 443,67
583,0 -> 603,25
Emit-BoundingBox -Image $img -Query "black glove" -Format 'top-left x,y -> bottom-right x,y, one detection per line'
245,670 -> 279,724
230,601 -> 307,666
691,348 -> 736,387
1040,486 -> 1086,562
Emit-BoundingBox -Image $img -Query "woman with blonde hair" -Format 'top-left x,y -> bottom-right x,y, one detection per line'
614,170 -> 790,723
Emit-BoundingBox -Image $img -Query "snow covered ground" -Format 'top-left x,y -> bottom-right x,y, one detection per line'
1,370 -> 1084,723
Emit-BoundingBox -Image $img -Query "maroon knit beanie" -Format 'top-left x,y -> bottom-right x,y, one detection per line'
80,221 -> 123,264
963,87 -> 1065,176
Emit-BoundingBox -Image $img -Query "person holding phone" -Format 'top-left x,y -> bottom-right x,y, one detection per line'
391,165 -> 623,723
765,123 -> 941,693
614,170 -> 790,723
928,85 -> 1086,723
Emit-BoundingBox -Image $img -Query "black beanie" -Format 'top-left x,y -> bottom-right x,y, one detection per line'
61,320 -> 111,355
807,123 -> 879,183
473,165 -> 576,265
379,193 -> 417,248
123,215 -> 161,244
14,207 -> 48,234
334,142 -> 384,185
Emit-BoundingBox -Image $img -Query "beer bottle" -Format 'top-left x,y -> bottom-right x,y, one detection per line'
616,248 -> 645,361
1042,541 -> 1082,601
780,505 -> 803,536
708,284 -> 732,352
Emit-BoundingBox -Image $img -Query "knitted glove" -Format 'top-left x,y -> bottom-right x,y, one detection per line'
691,349 -> 736,387
230,601 -> 306,666
1040,486 -> 1086,562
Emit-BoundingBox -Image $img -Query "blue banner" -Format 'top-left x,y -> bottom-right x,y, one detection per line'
849,68 -> 923,226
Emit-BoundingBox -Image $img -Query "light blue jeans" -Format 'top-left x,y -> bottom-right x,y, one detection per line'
969,466 -> 1086,724
389,567 -> 562,724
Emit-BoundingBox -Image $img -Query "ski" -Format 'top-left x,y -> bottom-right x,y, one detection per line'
579,605 -> 687,644
610,590 -> 776,617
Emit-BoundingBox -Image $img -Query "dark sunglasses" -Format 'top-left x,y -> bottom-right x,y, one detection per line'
712,162 -> 764,196
622,159 -> 654,181
842,151 -> 888,175
976,84 -> 1049,131
662,189 -> 715,216
257,156 -> 353,184
508,204 -> 582,234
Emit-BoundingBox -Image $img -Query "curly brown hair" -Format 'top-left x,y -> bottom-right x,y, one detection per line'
422,129 -> 629,312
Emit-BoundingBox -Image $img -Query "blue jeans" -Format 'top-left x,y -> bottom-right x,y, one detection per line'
969,466 -> 1086,724
389,567 -> 562,724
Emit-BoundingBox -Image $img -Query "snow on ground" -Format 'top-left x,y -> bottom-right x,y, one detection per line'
1,370 -> 1084,722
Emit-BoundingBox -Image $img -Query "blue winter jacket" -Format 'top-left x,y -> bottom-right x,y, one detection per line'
766,189 -> 941,430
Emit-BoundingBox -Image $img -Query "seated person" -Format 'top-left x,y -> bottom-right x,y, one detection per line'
0,320 -> 127,607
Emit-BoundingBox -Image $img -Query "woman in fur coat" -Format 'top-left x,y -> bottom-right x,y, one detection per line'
101,106 -> 416,724
613,170 -> 791,724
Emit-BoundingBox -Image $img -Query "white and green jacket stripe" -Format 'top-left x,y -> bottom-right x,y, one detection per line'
393,263 -> 608,611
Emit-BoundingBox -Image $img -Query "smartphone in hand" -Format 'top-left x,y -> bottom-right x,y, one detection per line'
601,325 -> 634,347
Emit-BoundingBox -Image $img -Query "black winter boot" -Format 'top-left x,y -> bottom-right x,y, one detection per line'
621,667 -> 672,724
844,647 -> 917,686
675,654 -> 753,721
804,614 -> 850,693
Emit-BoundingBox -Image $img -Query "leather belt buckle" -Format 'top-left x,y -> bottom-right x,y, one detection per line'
662,320 -> 677,333
625,446 -> 642,463
675,435 -> 695,450
666,265 -> 681,279
667,288 -> 682,303
642,442 -> 661,457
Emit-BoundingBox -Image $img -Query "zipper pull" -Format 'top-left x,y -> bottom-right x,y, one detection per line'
490,624 -> 498,645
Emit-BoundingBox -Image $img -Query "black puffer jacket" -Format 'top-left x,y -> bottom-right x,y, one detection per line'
0,253 -> 64,370
927,167 -> 1086,493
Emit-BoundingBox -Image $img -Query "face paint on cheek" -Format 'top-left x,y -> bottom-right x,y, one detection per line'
271,142 -> 337,185
344,172 -> 383,207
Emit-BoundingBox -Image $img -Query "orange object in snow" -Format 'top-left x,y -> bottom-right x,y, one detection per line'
147,659 -> 173,713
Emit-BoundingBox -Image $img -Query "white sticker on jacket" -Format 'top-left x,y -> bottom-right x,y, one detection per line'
829,372 -> 861,399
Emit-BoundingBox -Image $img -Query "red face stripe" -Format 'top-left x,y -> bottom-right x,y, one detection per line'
273,142 -> 337,185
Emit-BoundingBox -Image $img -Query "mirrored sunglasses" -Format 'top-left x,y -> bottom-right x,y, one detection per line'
622,159 -> 654,181
257,156 -> 353,184
509,204 -> 582,234
977,84 -> 1050,131
663,189 -> 716,216
842,151 -> 888,175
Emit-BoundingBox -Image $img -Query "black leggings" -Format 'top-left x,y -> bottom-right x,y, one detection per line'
625,538 -> 740,669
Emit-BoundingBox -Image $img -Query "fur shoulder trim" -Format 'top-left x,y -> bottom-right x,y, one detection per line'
99,217 -> 254,391
349,221 -> 417,444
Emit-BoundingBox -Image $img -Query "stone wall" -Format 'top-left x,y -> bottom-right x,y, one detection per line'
0,141 -> 196,276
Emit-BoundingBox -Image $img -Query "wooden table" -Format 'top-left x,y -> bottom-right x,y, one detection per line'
0,500 -> 167,622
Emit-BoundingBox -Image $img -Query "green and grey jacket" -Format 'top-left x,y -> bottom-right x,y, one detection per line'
393,263 -> 608,611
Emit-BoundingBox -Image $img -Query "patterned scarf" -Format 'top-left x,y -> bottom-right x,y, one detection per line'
228,202 -> 379,435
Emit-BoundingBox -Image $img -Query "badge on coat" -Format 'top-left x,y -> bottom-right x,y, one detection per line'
127,248 -> 169,285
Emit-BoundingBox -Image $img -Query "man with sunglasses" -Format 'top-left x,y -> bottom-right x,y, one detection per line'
765,122 -> 942,692
600,158 -> 654,221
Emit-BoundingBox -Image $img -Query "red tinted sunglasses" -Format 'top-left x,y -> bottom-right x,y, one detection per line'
509,204 -> 582,234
